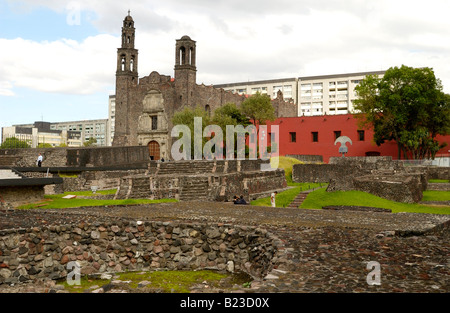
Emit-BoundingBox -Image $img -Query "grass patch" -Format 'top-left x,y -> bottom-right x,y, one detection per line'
116,270 -> 228,293
58,276 -> 110,293
58,270 -> 248,293
429,179 -> 449,183
250,182 -> 326,208
17,190 -> 177,210
422,190 -> 450,202
60,189 -> 118,197
300,188 -> 450,215
58,173 -> 78,178
272,156 -> 305,184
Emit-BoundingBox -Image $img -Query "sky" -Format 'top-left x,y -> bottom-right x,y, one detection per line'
1,0 -> 450,132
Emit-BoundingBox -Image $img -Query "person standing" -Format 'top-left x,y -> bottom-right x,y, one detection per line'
37,153 -> 43,167
270,191 -> 277,208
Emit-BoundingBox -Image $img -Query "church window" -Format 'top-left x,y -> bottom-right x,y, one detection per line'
152,116 -> 158,130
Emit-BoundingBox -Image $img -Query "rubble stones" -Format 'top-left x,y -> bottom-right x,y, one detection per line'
0,214 -> 278,286
0,202 -> 448,293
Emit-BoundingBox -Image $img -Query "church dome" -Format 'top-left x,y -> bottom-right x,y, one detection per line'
124,10 -> 134,21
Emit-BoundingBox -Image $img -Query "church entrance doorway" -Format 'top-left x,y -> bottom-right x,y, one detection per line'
148,141 -> 160,161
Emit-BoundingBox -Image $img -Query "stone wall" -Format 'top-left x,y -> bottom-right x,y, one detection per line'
427,183 -> 450,191
0,148 -> 67,168
115,159 -> 287,202
0,146 -> 149,168
351,174 -> 425,203
285,155 -> 323,163
0,186 -> 45,208
292,164 -> 354,183
0,220 -> 280,285
405,166 -> 449,181
293,156 -> 410,183
19,169 -> 148,195
293,157 -> 431,203
61,169 -> 148,193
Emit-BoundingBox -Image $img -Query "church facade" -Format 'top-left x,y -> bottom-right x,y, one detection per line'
113,13 -> 297,160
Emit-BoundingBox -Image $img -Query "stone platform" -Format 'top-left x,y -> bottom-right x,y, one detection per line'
0,202 -> 448,293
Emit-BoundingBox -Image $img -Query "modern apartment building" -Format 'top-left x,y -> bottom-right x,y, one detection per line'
6,119 -> 110,147
214,71 -> 386,116
214,78 -> 298,102
1,122 -> 82,148
48,119 -> 110,147
108,95 -> 116,146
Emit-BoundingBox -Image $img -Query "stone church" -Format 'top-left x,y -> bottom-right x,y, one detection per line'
113,12 -> 297,160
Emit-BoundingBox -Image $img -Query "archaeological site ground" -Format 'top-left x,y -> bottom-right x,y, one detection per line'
0,147 -> 448,301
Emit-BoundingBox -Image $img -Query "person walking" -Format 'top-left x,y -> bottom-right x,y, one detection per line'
270,191 -> 277,208
37,153 -> 43,167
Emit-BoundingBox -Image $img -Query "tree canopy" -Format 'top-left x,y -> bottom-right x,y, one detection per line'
0,137 -> 30,149
171,97 -> 273,159
83,137 -> 97,147
354,65 -> 450,159
240,92 -> 276,130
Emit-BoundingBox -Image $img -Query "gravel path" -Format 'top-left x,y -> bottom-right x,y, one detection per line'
0,202 -> 449,293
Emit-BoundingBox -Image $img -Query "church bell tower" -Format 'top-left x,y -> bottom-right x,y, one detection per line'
116,11 -> 138,79
113,11 -> 139,146
174,35 -> 197,107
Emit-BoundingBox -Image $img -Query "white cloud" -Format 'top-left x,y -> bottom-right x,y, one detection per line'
2,0 -> 450,95
0,81 -> 15,96
0,35 -> 117,95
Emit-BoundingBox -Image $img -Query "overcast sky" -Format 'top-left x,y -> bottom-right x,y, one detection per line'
1,0 -> 450,132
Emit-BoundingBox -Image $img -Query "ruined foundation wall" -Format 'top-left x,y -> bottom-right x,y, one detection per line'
0,146 -> 149,168
293,157 -> 431,203
0,220 -> 280,284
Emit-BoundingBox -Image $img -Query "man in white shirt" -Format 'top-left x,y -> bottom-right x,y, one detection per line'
37,153 -> 43,167
270,191 -> 277,208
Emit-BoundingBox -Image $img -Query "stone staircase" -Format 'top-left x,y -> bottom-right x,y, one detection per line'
287,191 -> 309,208
0,169 -> 22,180
179,177 -> 209,201
156,161 -> 215,176
124,176 -> 150,199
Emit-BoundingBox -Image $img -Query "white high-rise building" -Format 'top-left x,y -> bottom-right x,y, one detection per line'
214,70 -> 386,116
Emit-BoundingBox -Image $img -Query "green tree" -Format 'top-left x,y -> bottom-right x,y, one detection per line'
240,92 -> 276,132
0,137 -> 30,149
172,105 -> 212,159
212,102 -> 250,128
38,143 -> 53,148
211,103 -> 250,157
83,137 -> 97,147
354,65 -> 450,159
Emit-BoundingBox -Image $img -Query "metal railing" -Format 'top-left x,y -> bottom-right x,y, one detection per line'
397,154 -> 450,167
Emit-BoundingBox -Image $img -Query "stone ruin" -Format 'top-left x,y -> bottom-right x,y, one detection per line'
115,159 -> 287,202
292,156 -> 435,203
0,219 -> 283,285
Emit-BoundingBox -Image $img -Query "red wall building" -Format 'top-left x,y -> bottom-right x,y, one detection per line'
266,114 -> 450,163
